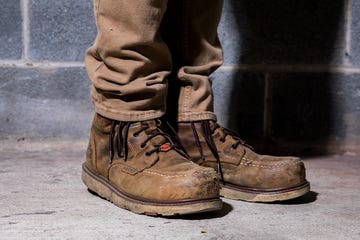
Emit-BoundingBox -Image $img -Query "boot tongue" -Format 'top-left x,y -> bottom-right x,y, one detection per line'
208,120 -> 218,132
208,120 -> 222,139
144,119 -> 158,129
209,121 -> 239,146
142,120 -> 168,146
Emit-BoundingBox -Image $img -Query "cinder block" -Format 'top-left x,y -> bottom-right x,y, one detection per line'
0,67 -> 93,138
350,0 -> 360,66
212,70 -> 264,137
271,72 -> 360,143
29,0 -> 96,61
0,1 -> 22,60
219,0 -> 346,65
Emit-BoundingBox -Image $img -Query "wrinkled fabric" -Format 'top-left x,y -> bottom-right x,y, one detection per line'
85,0 -> 223,121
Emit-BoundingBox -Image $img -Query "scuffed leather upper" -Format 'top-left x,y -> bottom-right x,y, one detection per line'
85,114 -> 220,202
177,121 -> 307,190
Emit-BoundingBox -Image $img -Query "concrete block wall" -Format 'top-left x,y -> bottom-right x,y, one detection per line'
0,0 -> 95,139
1,0 -> 359,155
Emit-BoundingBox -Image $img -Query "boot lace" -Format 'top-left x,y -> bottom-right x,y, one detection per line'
108,120 -> 176,163
190,120 -> 254,183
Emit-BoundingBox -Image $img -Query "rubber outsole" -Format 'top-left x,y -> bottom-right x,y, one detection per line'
81,164 -> 223,216
220,182 -> 310,202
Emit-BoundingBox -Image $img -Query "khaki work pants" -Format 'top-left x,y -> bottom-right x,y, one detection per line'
85,0 -> 224,122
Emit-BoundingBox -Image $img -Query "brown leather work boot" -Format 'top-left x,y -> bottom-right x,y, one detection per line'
81,114 -> 222,216
176,120 -> 310,202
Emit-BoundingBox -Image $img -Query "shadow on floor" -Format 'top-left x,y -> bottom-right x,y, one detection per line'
268,191 -> 318,205
166,202 -> 233,220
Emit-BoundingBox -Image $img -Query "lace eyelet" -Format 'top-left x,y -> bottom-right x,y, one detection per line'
145,152 -> 151,156
141,143 -> 146,148
133,133 -> 138,137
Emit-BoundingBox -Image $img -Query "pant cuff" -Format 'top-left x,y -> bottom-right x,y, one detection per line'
177,111 -> 217,122
95,105 -> 165,122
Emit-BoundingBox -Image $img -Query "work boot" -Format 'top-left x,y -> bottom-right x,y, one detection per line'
81,114 -> 222,216
176,120 -> 310,202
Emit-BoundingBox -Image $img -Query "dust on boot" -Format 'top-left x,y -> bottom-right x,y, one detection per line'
176,120 -> 310,202
81,114 -> 222,216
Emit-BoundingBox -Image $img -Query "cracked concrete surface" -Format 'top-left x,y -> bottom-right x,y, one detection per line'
0,140 -> 359,240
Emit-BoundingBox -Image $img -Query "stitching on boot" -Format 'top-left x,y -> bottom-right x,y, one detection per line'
144,169 -> 215,178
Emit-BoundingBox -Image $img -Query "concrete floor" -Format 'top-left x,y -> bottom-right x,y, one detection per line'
0,140 -> 359,240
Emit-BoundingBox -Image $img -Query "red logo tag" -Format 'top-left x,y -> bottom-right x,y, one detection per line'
159,143 -> 171,152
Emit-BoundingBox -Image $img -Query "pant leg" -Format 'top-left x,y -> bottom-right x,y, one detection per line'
85,0 -> 171,121
163,0 -> 224,122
